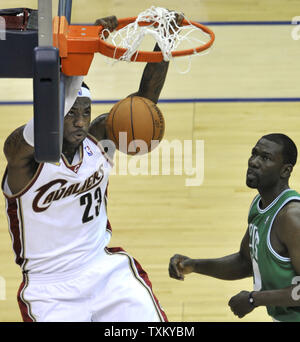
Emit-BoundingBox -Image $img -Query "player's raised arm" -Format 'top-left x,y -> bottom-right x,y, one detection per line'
88,44 -> 170,154
131,43 -> 170,104
89,12 -> 184,146
130,12 -> 184,104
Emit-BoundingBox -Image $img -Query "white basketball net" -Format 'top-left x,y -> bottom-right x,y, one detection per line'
101,7 -> 213,73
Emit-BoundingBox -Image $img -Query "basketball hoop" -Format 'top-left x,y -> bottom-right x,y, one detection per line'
53,7 -> 215,76
98,7 -> 215,63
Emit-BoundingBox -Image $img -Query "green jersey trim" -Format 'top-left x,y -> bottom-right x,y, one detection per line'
256,189 -> 294,214
266,195 -> 300,263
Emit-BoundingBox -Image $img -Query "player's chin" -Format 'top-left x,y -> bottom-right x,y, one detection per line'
246,177 -> 258,189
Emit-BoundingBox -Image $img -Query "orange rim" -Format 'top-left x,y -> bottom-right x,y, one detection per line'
98,18 -> 215,62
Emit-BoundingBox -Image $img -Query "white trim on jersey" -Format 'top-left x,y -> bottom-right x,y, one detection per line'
266,196 -> 300,262
256,189 -> 294,214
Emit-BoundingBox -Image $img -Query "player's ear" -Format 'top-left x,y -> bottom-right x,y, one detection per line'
280,164 -> 293,179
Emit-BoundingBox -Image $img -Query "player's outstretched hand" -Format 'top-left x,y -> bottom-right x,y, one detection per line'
95,15 -> 118,32
169,254 -> 194,281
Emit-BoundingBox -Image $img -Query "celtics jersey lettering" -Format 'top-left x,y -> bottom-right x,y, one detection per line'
248,189 -> 300,322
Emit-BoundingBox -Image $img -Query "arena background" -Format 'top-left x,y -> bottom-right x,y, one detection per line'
0,0 -> 299,322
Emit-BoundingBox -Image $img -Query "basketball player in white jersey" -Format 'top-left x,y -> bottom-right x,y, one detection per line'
1,14 -> 181,322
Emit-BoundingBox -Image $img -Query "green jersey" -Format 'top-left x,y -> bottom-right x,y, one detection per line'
248,189 -> 300,322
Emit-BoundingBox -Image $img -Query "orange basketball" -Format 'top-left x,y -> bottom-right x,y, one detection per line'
106,96 -> 165,155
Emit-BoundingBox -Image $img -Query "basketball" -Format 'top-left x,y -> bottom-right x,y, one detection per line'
106,96 -> 165,155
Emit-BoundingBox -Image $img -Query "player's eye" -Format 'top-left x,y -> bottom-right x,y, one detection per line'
67,111 -> 76,117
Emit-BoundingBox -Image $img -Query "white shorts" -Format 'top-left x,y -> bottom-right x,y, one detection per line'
17,247 -> 167,322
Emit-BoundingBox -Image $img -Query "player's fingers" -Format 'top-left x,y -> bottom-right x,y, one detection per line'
169,266 -> 184,280
95,16 -> 118,31
175,12 -> 184,26
107,15 -> 118,31
95,18 -> 103,26
168,255 -> 184,280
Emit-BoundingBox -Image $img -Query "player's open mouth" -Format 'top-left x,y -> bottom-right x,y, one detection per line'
247,168 -> 257,179
73,130 -> 85,137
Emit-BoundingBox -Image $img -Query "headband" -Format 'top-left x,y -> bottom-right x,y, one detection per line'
64,76 -> 91,116
77,86 -> 92,99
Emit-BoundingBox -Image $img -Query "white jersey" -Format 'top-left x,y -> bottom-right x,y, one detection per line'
2,135 -> 113,274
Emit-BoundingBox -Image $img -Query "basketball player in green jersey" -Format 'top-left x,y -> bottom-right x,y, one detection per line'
169,134 -> 300,322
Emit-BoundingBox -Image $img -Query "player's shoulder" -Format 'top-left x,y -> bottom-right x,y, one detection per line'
279,200 -> 300,219
274,200 -> 300,250
4,125 -> 25,147
4,125 -> 34,164
88,113 -> 109,142
276,200 -> 300,237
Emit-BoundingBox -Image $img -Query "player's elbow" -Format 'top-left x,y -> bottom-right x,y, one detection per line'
238,251 -> 253,278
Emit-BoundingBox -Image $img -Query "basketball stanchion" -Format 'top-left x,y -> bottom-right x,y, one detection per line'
33,0 -> 61,163
34,0 -> 73,162
33,46 -> 60,162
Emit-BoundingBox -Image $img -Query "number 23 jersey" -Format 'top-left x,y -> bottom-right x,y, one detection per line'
2,134 -> 113,274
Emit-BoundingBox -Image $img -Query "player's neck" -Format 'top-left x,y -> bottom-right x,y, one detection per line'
62,141 -> 81,164
258,183 -> 290,209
